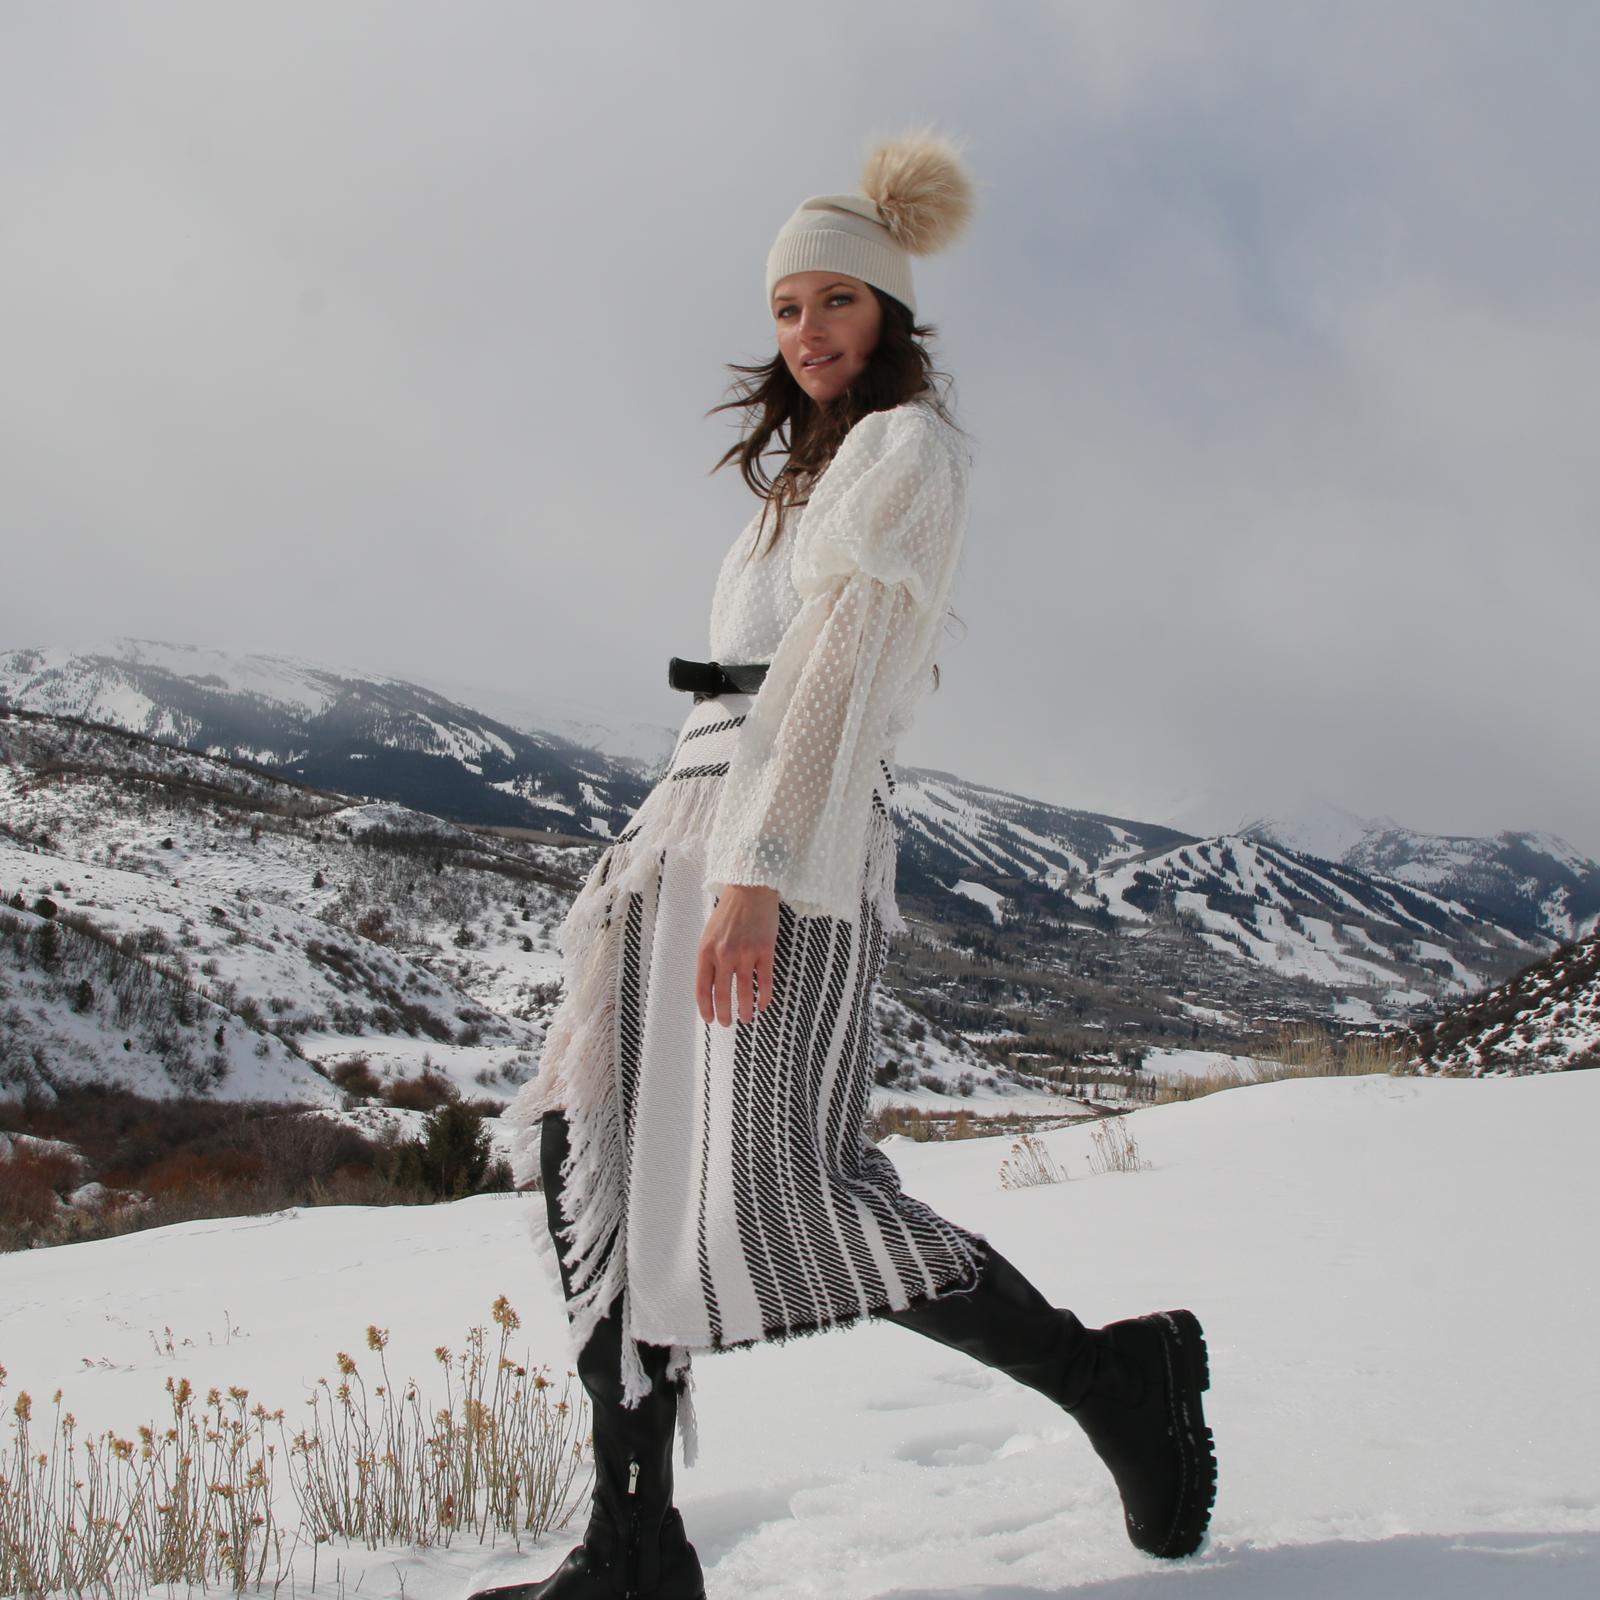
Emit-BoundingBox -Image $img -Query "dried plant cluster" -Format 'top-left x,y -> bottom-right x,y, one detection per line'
998,1132 -> 1070,1189
1086,1117 -> 1150,1176
0,1299 -> 588,1598
996,1116 -> 1150,1188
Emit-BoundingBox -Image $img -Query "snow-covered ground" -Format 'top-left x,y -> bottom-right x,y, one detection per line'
4,1071 -> 1595,1598
1138,1048 -> 1263,1085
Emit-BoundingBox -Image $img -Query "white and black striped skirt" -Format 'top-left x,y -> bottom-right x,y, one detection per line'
510,695 -> 982,1396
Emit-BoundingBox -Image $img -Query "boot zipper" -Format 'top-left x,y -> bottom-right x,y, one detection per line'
625,1458 -> 641,1597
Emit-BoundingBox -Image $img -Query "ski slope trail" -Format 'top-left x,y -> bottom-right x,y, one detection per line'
1,1072 -> 1595,1597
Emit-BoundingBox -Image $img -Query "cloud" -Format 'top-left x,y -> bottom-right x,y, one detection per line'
1,1 -> 1596,853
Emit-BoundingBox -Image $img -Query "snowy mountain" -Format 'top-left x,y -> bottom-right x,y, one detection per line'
895,773 -> 1595,953
0,644 -> 650,840
894,768 -> 1191,888
1087,833 -> 1532,1003
1410,932 -> 1600,1075
1170,785 -> 1598,943
885,773 -> 1552,1038
1338,826 -> 1600,943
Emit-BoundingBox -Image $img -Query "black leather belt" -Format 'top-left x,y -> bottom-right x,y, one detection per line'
668,658 -> 769,700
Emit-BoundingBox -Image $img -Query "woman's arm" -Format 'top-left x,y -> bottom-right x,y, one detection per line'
695,573 -> 925,1027
697,407 -> 967,1024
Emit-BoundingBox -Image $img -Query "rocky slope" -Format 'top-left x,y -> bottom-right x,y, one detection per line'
1410,934 -> 1600,1075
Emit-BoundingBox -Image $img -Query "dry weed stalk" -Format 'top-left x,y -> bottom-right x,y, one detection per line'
290,1296 -> 588,1552
1087,1117 -> 1150,1175
998,1133 -> 1069,1189
0,1299 -> 588,1598
0,1373 -> 283,1597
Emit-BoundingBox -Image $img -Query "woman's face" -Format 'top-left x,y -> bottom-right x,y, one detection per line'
772,271 -> 882,403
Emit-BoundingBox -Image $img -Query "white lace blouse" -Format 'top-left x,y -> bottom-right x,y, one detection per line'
705,399 -> 969,922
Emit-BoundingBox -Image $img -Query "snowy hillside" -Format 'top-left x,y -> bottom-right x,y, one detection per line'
0,643 -> 649,839
2,1072 -> 1595,1597
1087,833 -> 1531,1005
1411,933 -> 1600,1075
1175,790 -> 1598,944
0,708 -> 591,1103
895,768 -> 1190,887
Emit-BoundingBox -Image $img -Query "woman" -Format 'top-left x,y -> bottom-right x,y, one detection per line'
485,137 -> 1215,1600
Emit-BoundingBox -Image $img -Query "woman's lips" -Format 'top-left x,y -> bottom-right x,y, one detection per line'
803,352 -> 840,369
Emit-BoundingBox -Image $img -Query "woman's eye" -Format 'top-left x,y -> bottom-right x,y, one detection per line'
828,294 -> 855,307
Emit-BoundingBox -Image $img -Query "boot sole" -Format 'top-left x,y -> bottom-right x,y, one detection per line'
1146,1309 -> 1216,1559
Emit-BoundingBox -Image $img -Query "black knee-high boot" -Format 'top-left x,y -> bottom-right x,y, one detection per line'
469,1113 -> 705,1600
886,1244 -> 1216,1560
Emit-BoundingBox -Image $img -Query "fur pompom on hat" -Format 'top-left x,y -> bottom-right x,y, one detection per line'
766,132 -> 973,315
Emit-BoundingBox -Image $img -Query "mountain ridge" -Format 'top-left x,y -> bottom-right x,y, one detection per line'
0,643 -> 651,840
3,642 -> 1593,965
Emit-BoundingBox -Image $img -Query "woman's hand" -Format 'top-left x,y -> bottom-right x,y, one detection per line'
697,884 -> 780,1027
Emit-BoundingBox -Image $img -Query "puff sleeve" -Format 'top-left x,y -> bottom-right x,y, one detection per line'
705,403 -> 968,922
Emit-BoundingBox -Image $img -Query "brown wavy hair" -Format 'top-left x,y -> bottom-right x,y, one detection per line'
713,288 -> 952,551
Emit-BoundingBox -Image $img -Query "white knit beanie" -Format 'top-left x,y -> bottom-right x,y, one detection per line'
766,134 -> 974,316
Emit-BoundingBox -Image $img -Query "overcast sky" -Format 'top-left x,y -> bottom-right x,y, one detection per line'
3,1 -> 1597,855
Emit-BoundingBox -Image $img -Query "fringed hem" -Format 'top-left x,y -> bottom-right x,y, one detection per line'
668,1347 -> 698,1466
503,770 -> 734,1403
504,770 -> 727,1131
644,1240 -> 987,1358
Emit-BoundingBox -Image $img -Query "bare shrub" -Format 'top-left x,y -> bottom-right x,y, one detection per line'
869,1105 -> 974,1143
0,1091 -> 442,1249
383,1068 -> 457,1112
1088,1116 -> 1150,1175
330,1055 -> 384,1099
246,1112 -> 372,1193
0,1149 -> 79,1246
999,1131 -> 1069,1189
1247,1023 -> 1406,1077
354,908 -> 396,945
